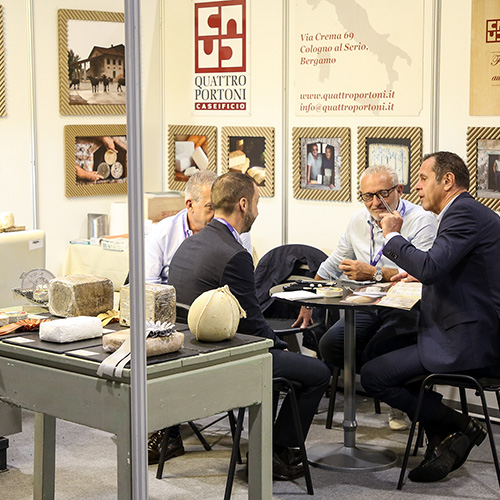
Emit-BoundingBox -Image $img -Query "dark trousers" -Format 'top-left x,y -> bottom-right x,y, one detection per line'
318,308 -> 419,372
360,343 -> 500,424
271,348 -> 330,448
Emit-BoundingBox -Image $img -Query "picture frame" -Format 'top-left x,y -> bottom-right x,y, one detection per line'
221,127 -> 275,198
0,5 -> 5,117
58,9 -> 126,116
357,126 -> 422,204
467,126 -> 500,211
168,124 -> 217,191
65,124 -> 127,197
292,127 -> 351,202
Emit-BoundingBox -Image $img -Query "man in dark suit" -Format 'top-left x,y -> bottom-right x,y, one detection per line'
168,172 -> 330,481
361,151 -> 500,482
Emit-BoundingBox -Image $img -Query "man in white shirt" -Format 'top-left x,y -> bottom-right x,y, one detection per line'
145,171 -> 251,285
294,164 -> 437,429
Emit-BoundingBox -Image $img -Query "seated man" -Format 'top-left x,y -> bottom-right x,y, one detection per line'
144,170 -> 251,465
362,151 -> 500,482
294,164 -> 437,430
168,172 -> 330,481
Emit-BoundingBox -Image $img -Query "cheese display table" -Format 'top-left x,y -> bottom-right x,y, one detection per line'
0,325 -> 273,499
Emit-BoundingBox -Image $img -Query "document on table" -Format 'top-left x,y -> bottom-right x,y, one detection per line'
376,282 -> 422,310
271,290 -> 319,301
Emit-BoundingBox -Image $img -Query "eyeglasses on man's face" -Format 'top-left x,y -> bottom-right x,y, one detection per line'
359,185 -> 398,202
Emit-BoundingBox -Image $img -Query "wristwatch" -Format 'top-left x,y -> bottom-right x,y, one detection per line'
373,267 -> 383,282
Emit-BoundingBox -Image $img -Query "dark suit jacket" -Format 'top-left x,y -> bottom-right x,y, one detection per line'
168,219 -> 287,349
383,192 -> 500,372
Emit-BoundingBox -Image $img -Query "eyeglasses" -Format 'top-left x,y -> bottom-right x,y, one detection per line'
359,185 -> 398,202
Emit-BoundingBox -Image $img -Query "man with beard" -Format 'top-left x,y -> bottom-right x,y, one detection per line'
168,172 -> 330,481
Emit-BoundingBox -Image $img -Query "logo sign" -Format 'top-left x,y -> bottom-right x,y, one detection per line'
194,0 -> 249,113
486,19 -> 500,43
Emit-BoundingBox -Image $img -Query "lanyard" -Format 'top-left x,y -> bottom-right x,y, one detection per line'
214,217 -> 241,242
369,200 -> 406,266
182,212 -> 193,239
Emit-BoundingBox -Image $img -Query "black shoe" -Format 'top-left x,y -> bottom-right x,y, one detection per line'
276,447 -> 303,467
408,433 -> 470,482
148,432 -> 185,466
450,417 -> 487,472
272,451 -> 304,481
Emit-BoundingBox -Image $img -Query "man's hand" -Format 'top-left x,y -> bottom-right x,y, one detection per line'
339,259 -> 375,281
380,210 -> 403,237
292,305 -> 313,329
391,271 -> 419,283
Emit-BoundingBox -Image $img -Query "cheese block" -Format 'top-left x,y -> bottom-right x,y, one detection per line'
228,150 -> 249,173
0,212 -> 15,229
39,316 -> 102,343
0,311 -> 28,327
192,146 -> 209,170
119,283 -> 176,326
48,275 -> 114,318
102,329 -> 184,356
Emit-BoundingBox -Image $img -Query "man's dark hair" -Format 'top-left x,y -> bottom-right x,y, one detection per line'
211,172 -> 257,215
423,151 -> 470,190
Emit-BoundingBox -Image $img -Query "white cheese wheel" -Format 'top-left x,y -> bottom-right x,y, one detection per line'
188,285 -> 246,342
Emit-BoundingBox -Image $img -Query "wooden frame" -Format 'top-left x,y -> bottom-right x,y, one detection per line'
168,124 -> 217,191
221,126 -> 275,198
357,126 -> 422,204
0,5 -> 5,117
65,124 -> 127,197
467,126 -> 500,211
292,127 -> 351,202
58,9 -> 125,116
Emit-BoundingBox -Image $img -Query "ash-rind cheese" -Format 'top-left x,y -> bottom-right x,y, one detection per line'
119,283 -> 176,326
48,275 -> 114,318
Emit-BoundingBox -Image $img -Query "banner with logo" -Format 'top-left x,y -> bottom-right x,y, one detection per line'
470,0 -> 500,115
194,0 -> 249,115
293,0 -> 423,117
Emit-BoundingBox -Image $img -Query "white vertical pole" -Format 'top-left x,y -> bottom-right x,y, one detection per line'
430,0 -> 441,152
124,0 -> 148,498
282,0 -> 290,245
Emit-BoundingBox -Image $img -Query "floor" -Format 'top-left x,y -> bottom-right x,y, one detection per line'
1,393 -> 499,500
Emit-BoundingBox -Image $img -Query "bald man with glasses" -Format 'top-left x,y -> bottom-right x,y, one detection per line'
294,164 -> 437,429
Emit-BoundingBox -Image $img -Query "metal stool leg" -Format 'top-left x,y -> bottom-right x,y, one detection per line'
326,367 -> 340,429
224,408 -> 245,500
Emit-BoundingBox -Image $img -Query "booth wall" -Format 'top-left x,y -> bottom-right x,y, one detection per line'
0,0 -> 496,279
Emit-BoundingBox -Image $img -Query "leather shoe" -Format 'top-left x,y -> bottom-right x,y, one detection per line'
148,432 -> 185,466
272,451 -> 304,481
450,417 -> 487,471
276,446 -> 303,467
408,432 -> 469,482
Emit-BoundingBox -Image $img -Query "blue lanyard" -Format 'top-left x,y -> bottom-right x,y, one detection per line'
182,212 -> 193,239
369,201 -> 406,266
214,217 -> 240,242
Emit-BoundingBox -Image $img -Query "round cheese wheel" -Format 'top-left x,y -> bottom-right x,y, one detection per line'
188,285 -> 246,342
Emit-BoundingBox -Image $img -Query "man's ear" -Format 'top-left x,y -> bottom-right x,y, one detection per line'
185,198 -> 194,211
442,172 -> 455,191
396,184 -> 404,196
239,197 -> 248,212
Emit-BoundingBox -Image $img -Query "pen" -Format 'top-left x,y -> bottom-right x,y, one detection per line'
377,193 -> 395,213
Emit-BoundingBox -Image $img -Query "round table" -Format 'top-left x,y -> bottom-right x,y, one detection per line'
270,281 -> 398,472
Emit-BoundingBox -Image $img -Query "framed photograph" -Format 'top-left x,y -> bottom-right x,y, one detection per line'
221,127 -> 275,198
168,125 -> 217,191
292,127 -> 351,202
467,126 -> 500,211
65,124 -> 127,197
58,9 -> 126,116
357,126 -> 422,204
0,5 -> 5,117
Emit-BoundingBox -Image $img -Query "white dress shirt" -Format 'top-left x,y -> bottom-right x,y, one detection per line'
145,209 -> 252,284
317,200 -> 437,280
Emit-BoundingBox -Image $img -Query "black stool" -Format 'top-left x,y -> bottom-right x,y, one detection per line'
397,373 -> 500,490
